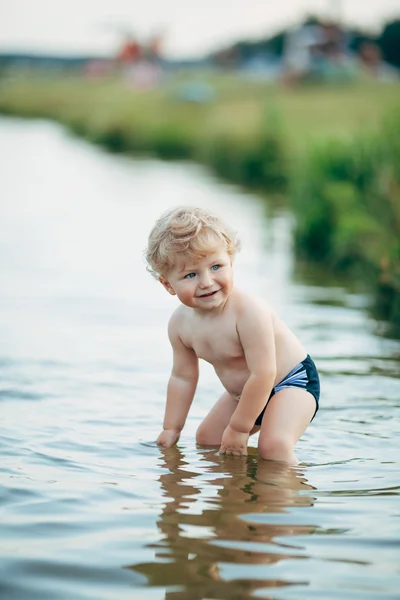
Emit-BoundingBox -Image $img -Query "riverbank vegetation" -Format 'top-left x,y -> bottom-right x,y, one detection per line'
0,73 -> 399,332
291,112 -> 400,330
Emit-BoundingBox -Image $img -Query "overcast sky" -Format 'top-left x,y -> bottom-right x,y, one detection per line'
0,0 -> 399,58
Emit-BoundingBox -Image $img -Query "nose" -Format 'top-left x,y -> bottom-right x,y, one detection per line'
199,270 -> 212,288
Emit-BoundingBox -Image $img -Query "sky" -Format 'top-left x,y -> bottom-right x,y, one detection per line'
0,0 -> 399,59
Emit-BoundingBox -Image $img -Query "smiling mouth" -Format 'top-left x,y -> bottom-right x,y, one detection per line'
199,290 -> 218,298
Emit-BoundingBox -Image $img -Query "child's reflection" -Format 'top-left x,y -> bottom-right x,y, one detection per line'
129,447 -> 317,599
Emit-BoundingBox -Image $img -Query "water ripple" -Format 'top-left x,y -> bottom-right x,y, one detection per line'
1,118 -> 399,600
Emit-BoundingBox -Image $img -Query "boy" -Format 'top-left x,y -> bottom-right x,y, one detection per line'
145,206 -> 320,464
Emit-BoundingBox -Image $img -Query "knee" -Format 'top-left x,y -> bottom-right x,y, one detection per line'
258,435 -> 295,463
196,423 -> 219,446
195,421 -> 207,445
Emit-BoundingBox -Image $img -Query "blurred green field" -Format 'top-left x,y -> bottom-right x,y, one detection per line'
1,72 -> 397,192
0,72 -> 399,332
0,73 -> 398,154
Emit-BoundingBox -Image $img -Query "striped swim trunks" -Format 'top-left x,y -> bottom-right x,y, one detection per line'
255,354 -> 320,426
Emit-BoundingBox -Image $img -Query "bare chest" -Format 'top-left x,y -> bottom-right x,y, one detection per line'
182,320 -> 242,364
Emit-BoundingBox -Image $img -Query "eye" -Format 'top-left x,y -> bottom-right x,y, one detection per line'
211,264 -> 220,271
184,272 -> 196,279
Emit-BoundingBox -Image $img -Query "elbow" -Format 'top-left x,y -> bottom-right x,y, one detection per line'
170,371 -> 198,386
251,368 -> 276,386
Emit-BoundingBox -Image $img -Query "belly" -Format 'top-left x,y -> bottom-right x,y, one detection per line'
213,360 -> 250,398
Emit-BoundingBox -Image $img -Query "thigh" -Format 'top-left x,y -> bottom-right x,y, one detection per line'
196,390 -> 238,446
259,387 -> 317,444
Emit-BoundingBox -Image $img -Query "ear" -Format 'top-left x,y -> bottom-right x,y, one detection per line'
159,276 -> 176,295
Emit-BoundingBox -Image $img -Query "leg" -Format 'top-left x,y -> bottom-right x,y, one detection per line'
196,391 -> 238,446
258,388 -> 316,465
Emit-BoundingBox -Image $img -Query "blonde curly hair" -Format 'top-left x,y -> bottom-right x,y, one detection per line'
145,206 -> 241,278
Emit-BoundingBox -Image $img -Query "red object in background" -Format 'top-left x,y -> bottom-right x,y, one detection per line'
119,37 -> 142,63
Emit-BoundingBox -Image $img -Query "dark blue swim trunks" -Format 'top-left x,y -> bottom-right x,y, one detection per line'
255,354 -> 320,426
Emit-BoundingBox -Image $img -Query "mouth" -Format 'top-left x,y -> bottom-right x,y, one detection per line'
198,290 -> 219,298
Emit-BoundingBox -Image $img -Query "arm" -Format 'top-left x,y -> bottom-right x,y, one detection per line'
220,301 -> 277,455
157,314 -> 199,448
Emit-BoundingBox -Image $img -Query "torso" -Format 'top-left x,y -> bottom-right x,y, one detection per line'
176,288 -> 307,398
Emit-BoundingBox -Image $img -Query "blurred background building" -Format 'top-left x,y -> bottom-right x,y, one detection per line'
0,13 -> 399,85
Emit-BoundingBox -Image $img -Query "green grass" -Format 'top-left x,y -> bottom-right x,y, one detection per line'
1,70 -> 399,332
0,72 -> 398,152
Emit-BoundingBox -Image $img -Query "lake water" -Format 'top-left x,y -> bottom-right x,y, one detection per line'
0,117 -> 399,600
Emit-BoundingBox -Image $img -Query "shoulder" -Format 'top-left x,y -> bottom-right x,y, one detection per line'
231,290 -> 277,350
231,289 -> 274,320
230,290 -> 277,342
168,305 -> 191,338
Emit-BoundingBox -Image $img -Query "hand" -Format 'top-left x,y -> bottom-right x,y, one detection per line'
156,429 -> 180,448
219,425 -> 249,456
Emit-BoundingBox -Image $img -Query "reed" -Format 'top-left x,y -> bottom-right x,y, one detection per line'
290,110 -> 400,332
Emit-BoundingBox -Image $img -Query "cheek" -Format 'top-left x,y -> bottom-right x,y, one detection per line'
220,271 -> 233,285
177,283 -> 195,300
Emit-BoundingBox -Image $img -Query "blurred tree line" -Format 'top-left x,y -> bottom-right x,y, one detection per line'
210,17 -> 400,70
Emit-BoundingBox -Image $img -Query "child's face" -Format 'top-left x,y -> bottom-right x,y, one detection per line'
160,245 -> 234,311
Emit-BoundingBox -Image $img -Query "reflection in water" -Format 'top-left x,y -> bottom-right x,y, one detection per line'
129,447 -> 318,599
1,119 -> 399,600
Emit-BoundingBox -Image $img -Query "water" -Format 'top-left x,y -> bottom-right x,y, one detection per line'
0,118 -> 399,600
